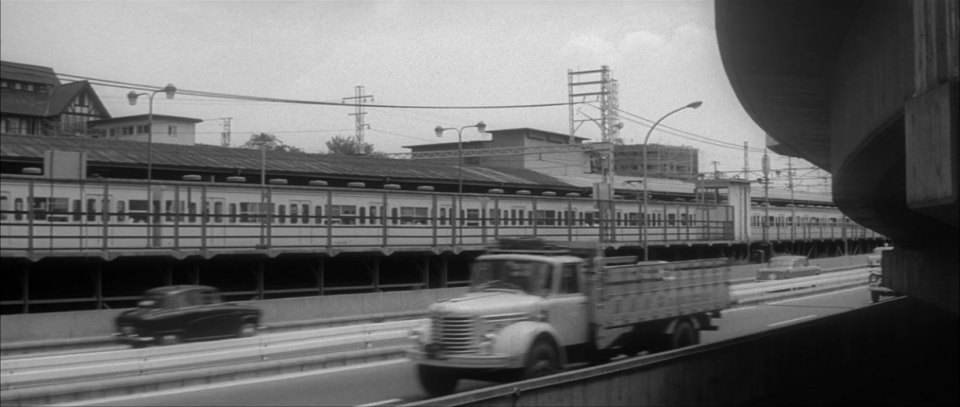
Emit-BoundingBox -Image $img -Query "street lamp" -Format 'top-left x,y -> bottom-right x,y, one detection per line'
435,121 -> 487,245
641,101 -> 702,260
128,84 -> 176,247
127,83 -> 177,184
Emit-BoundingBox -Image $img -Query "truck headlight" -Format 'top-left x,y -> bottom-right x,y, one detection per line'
409,325 -> 429,345
478,332 -> 497,355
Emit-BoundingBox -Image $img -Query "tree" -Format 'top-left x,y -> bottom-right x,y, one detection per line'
325,135 -> 383,157
240,133 -> 303,153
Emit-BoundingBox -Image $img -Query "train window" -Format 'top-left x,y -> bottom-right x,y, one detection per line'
164,201 -> 175,222
628,212 -> 638,226
29,197 -> 68,222
489,209 -> 498,226
439,208 -> 447,226
315,205 -> 323,224
14,198 -> 24,221
214,201 -> 224,223
84,198 -> 97,222
358,206 -> 366,225
391,207 -> 399,225
368,205 -> 378,225
72,199 -> 82,221
229,203 -> 237,223
117,200 -> 126,222
240,202 -> 263,223
290,204 -> 298,224
302,204 -> 309,224
466,209 -> 480,226
0,194 -> 8,221
536,210 -> 556,226
277,205 -> 286,224
327,205 -> 357,225
129,200 -> 148,223
508,209 -> 516,226
401,207 -> 429,225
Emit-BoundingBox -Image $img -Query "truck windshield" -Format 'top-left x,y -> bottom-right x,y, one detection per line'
470,259 -> 552,295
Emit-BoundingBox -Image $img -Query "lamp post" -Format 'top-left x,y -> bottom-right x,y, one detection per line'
641,101 -> 702,260
435,121 -> 487,245
127,84 -> 177,184
128,84 -> 177,247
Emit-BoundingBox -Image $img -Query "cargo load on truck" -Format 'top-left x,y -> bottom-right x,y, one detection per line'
407,237 -> 732,397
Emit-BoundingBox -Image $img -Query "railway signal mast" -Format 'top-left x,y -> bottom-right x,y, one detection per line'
342,85 -> 374,148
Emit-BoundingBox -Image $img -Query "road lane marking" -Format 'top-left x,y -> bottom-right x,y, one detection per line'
357,398 -> 403,406
768,314 -> 817,327
51,359 -> 409,406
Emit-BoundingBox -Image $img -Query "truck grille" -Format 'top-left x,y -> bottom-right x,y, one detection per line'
431,314 -> 476,354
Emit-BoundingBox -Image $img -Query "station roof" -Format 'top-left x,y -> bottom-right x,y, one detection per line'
0,134 -> 573,189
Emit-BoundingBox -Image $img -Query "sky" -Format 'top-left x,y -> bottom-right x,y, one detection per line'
0,0 -> 828,190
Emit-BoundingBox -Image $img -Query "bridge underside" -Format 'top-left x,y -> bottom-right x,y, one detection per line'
716,0 -> 958,314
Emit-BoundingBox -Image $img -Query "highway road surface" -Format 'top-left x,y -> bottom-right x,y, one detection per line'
64,284 -> 877,406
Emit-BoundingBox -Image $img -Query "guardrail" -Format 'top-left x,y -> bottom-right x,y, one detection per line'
731,268 -> 868,305
0,319 -> 424,405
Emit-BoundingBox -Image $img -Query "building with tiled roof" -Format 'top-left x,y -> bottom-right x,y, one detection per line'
0,134 -> 582,194
1,60 -> 111,137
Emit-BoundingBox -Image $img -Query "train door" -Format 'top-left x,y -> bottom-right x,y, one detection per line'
289,199 -> 312,244
207,197 -> 227,247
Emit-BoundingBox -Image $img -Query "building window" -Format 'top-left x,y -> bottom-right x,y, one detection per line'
168,125 -> 178,137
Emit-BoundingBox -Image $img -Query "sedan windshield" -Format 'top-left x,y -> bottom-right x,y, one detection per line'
470,259 -> 552,295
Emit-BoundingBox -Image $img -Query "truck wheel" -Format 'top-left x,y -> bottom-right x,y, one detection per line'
158,333 -> 181,346
417,365 -> 459,397
238,322 -> 258,338
670,320 -> 700,349
523,340 -> 560,379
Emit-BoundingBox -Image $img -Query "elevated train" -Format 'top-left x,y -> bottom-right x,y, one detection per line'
1,171 -> 878,258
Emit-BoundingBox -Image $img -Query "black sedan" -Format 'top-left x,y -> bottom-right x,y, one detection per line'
114,285 -> 261,347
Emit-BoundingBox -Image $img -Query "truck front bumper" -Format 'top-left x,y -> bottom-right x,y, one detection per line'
407,347 -> 522,369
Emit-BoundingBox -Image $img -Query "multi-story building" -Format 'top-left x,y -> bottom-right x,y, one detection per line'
0,60 -> 111,137
405,128 -> 593,177
613,143 -> 699,180
88,114 -> 203,146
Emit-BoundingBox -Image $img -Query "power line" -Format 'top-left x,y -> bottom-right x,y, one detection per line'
51,71 -> 579,110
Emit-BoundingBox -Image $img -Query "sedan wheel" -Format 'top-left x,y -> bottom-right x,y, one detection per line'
238,322 -> 258,338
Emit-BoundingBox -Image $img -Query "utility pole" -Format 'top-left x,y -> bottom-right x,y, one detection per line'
762,150 -> 770,249
216,117 -> 232,147
569,66 -> 616,243
712,161 -> 721,179
342,86 -> 374,146
743,141 -> 749,180
788,157 -> 796,240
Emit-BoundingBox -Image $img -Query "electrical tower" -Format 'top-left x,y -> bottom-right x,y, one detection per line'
214,117 -> 232,147
568,66 -> 618,144
342,86 -> 374,145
